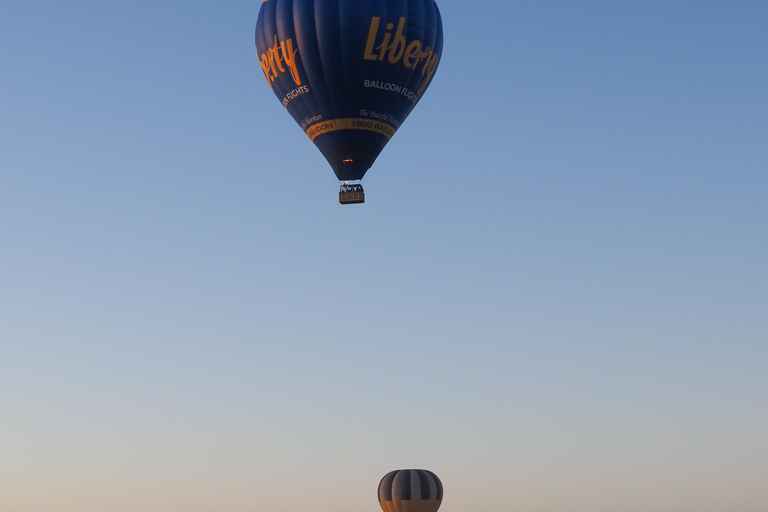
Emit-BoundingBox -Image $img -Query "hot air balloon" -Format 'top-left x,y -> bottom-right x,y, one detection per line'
378,469 -> 443,512
255,0 -> 443,204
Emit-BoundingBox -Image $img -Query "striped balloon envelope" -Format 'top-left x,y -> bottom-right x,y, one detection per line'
255,0 -> 443,201
378,469 -> 443,512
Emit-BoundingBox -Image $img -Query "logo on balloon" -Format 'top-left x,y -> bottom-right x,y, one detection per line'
363,17 -> 440,94
257,35 -> 301,89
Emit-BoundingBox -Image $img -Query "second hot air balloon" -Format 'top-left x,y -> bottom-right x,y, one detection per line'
378,469 -> 443,512
255,0 -> 444,204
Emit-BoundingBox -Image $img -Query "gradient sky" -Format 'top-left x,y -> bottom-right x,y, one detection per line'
1,1 -> 767,511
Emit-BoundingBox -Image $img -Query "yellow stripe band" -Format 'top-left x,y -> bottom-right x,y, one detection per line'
305,118 -> 396,141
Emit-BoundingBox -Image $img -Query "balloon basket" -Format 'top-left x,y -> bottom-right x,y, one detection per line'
339,183 -> 365,205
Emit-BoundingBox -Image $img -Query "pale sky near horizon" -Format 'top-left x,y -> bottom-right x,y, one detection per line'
1,1 -> 767,511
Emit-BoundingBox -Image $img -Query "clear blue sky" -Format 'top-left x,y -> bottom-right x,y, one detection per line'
1,1 -> 766,511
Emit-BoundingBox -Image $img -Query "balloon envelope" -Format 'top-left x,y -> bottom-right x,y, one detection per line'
378,469 -> 443,512
255,0 -> 443,181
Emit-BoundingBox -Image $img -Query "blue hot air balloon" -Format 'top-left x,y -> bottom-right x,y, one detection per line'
255,0 -> 443,204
